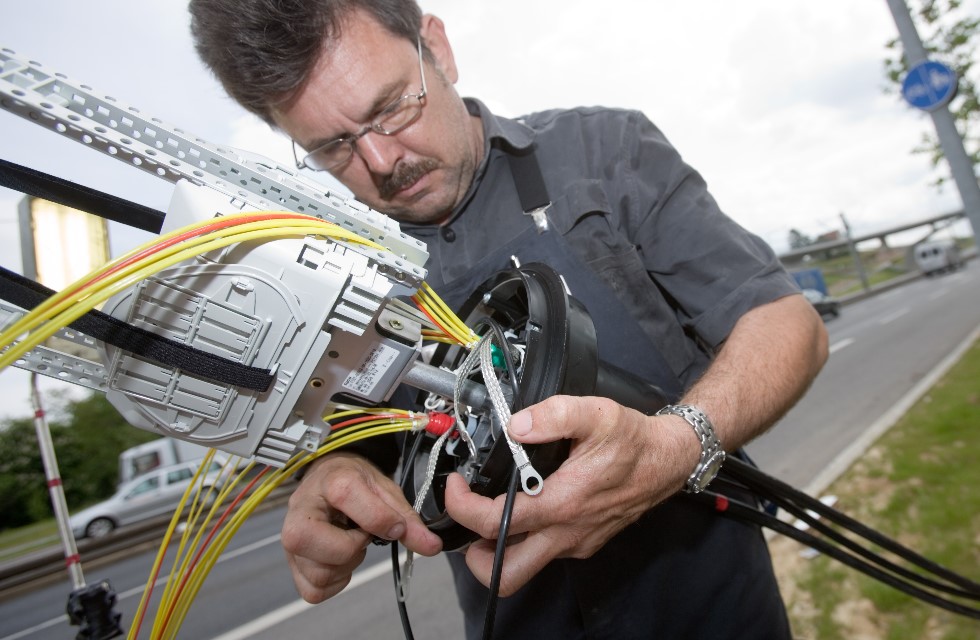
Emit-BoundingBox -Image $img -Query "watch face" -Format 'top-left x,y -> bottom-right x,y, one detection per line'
690,451 -> 727,492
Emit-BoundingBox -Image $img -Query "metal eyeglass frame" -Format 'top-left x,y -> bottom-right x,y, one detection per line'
293,38 -> 428,172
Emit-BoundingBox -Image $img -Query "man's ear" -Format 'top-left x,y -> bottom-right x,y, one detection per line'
420,14 -> 458,84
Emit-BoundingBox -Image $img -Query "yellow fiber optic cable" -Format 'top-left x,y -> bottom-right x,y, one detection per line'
129,449 -> 217,640
0,220 -> 382,368
144,419 -> 416,639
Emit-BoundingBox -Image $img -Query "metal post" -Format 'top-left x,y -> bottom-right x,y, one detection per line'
884,0 -> 980,239
30,373 -> 86,589
841,213 -> 871,291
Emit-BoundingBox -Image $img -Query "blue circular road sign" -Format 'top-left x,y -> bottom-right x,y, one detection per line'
901,60 -> 958,111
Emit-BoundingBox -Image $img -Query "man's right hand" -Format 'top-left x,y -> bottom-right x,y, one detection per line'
281,452 -> 443,603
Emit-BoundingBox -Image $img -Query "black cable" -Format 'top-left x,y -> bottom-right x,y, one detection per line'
391,431 -> 427,640
473,317 -> 522,400
473,317 -> 523,640
390,542 -> 415,640
481,465 -> 520,640
709,468 -> 980,609
721,457 -> 980,594
691,490 -> 980,620
764,487 -> 980,600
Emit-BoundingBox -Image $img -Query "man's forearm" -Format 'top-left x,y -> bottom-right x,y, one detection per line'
677,293 -> 829,451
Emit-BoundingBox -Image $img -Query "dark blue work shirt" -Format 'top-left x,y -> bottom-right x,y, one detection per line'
400,99 -> 797,639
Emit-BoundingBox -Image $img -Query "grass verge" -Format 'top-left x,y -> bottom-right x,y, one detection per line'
0,519 -> 59,563
771,338 -> 980,639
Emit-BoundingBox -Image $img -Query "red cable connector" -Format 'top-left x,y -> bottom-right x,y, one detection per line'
424,412 -> 455,437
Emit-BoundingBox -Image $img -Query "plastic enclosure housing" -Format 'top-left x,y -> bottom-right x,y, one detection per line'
101,182 -> 425,467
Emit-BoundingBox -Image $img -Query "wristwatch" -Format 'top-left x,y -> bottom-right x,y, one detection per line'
656,404 -> 726,493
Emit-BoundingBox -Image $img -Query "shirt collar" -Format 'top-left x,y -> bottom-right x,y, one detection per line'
464,97 -> 535,154
403,98 -> 534,234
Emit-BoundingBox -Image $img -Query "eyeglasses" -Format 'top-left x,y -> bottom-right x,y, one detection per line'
293,38 -> 428,172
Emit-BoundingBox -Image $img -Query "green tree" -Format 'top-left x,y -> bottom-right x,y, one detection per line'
788,228 -> 815,250
0,393 -> 157,531
0,417 -> 52,528
884,0 -> 980,187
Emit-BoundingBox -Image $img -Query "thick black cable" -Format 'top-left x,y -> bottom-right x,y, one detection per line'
711,473 -> 979,599
691,490 -> 980,620
721,457 -> 980,594
772,490 -> 980,600
0,158 -> 165,233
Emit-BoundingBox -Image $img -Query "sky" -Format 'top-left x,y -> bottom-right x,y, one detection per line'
0,0 -> 976,421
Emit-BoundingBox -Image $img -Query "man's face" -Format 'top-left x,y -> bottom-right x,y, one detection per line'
274,11 -> 483,225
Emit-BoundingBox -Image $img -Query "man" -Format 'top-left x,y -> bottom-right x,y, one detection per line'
189,1 -> 828,637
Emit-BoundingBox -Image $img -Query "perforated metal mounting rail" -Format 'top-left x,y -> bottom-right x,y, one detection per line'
0,47 -> 428,287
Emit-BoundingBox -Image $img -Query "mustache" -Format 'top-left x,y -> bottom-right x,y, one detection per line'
378,158 -> 438,200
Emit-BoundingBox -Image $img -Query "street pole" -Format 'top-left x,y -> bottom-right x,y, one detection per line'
841,213 -> 871,291
884,0 -> 980,239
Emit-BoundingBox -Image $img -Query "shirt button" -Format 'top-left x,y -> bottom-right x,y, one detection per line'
441,227 -> 456,242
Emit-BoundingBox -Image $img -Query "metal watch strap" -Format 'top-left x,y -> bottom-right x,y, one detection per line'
656,404 -> 726,493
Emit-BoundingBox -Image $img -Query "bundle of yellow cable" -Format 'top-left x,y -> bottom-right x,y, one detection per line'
0,211 -> 383,370
412,282 -> 479,347
133,408 -> 420,640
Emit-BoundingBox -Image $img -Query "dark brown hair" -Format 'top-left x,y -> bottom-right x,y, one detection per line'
189,0 -> 423,125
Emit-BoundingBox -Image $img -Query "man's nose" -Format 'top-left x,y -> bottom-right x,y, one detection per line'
354,133 -> 403,175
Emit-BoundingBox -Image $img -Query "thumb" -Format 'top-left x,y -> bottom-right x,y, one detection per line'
509,395 -> 622,445
506,395 -> 581,445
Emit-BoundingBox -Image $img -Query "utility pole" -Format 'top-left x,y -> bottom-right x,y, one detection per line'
884,0 -> 980,239
841,213 -> 871,291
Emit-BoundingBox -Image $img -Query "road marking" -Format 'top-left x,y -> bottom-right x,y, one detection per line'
115,533 -> 284,601
928,288 -> 949,300
878,307 -> 909,325
804,322 -> 980,497
0,615 -> 68,640
211,554 -> 404,640
829,337 -> 855,354
0,534 -> 289,640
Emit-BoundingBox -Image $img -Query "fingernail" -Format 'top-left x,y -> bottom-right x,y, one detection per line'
386,523 -> 405,540
509,411 -> 532,436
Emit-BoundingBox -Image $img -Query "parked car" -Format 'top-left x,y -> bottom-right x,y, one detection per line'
70,458 -> 226,539
802,288 -> 841,319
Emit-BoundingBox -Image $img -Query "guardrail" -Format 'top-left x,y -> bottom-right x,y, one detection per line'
0,485 -> 292,599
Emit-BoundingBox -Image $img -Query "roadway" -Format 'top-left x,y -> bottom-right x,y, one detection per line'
1,261 -> 978,640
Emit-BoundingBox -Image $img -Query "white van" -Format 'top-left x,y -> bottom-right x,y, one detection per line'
118,438 -> 210,485
914,240 -> 962,276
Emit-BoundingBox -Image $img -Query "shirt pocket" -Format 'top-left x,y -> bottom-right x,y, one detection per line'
550,179 -> 649,300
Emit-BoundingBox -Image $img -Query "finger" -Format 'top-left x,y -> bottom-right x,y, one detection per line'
463,530 -> 558,596
368,478 -> 443,555
282,501 -> 374,566
316,460 -> 441,553
444,472 -> 549,540
508,395 -> 622,445
287,545 -> 368,603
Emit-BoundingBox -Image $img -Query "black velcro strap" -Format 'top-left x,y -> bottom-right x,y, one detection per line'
0,266 -> 275,392
0,159 -> 165,233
